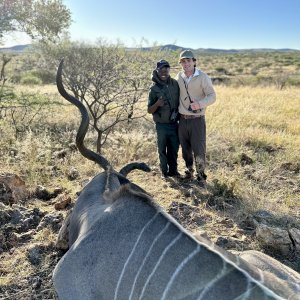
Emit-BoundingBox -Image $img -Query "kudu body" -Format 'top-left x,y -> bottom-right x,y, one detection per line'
53,61 -> 300,300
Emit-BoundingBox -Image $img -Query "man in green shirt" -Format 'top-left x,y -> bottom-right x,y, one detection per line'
148,60 -> 180,178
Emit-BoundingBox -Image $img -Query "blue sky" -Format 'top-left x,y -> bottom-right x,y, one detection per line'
3,0 -> 300,49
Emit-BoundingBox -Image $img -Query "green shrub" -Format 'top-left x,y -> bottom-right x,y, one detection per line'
20,74 -> 42,85
287,76 -> 300,87
250,67 -> 259,76
215,67 -> 228,74
31,69 -> 55,84
0,85 -> 16,101
255,75 -> 273,86
256,62 -> 272,68
10,74 -> 22,84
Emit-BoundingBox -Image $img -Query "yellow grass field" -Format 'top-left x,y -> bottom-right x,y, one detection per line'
0,84 -> 299,298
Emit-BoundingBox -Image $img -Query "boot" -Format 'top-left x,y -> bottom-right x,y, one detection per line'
183,167 -> 194,179
167,168 -> 181,177
196,171 -> 207,187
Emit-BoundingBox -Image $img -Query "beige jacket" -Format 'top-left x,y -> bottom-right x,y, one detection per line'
175,68 -> 216,116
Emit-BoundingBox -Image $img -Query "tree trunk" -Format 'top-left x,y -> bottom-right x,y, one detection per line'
96,130 -> 103,154
0,54 -> 11,83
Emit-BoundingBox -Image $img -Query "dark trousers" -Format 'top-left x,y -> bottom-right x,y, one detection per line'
156,123 -> 179,175
178,116 -> 206,174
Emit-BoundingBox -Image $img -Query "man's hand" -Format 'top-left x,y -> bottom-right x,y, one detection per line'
156,96 -> 165,107
148,96 -> 165,114
190,99 -> 201,111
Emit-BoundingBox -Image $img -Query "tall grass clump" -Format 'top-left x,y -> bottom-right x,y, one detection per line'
206,86 -> 300,219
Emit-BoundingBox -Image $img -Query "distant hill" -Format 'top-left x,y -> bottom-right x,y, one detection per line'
0,44 -> 299,54
0,44 -> 31,53
137,45 -> 299,53
159,45 -> 299,53
158,44 -> 188,51
195,48 -> 299,54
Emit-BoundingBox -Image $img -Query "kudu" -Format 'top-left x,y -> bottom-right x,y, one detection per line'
53,60 -> 300,300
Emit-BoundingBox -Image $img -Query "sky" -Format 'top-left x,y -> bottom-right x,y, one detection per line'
3,0 -> 300,49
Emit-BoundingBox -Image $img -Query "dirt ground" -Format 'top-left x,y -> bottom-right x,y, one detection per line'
1,169 -> 299,300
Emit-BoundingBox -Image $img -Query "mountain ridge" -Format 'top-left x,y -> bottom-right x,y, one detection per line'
0,44 -> 299,53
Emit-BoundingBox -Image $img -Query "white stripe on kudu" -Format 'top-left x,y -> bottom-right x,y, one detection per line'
138,232 -> 183,300
128,221 -> 171,300
161,244 -> 201,300
197,260 -> 227,300
114,212 -> 158,300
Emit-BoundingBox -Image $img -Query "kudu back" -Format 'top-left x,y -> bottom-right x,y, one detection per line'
53,60 -> 300,300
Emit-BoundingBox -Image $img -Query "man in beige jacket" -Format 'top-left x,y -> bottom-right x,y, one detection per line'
175,50 -> 216,185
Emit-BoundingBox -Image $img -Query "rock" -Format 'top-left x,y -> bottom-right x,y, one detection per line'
36,213 -> 64,232
260,145 -> 278,154
239,215 -> 258,231
55,211 -> 72,250
35,185 -> 52,200
0,209 -> 11,226
54,194 -> 72,210
7,232 -> 19,248
67,167 -> 80,180
3,206 -> 43,233
253,210 -> 273,223
0,183 -> 14,205
280,162 -> 300,173
216,236 -> 246,251
52,187 -> 65,197
10,207 -> 24,224
194,230 -> 210,240
68,142 -> 77,151
0,232 -> 5,246
0,173 -> 29,204
9,147 -> 18,157
53,148 -> 69,159
27,245 -> 42,265
0,204 -> 45,251
184,188 -> 193,198
45,165 -> 61,177
256,224 -> 292,255
240,153 -> 253,166
215,237 -> 230,248
80,178 -> 90,188
14,230 -> 35,243
30,276 -> 42,289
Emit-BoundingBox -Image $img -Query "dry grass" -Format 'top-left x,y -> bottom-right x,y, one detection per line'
207,86 -> 299,217
0,85 -> 299,298
1,85 -> 299,216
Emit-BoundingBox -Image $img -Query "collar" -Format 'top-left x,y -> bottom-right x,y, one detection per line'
181,68 -> 201,80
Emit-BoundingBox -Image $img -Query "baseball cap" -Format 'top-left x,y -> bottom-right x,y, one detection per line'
179,50 -> 195,61
156,59 -> 170,69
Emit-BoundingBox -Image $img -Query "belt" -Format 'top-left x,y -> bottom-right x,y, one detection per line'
180,114 -> 202,120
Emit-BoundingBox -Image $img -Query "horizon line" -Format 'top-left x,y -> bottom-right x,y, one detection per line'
1,43 -> 300,51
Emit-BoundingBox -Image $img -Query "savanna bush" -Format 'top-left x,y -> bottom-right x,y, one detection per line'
31,69 -> 55,84
20,73 -> 42,85
215,67 -> 228,74
255,75 -> 273,86
287,76 -> 300,87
